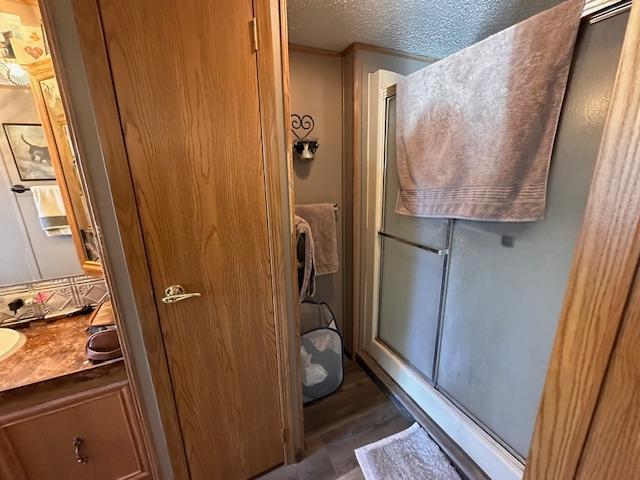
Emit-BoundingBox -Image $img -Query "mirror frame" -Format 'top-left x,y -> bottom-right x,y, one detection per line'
28,56 -> 102,276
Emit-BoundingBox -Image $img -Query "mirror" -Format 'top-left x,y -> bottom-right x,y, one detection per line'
0,0 -> 113,394
28,57 -> 101,275
0,50 -> 109,329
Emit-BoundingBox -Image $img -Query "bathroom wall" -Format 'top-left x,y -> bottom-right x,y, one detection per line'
289,49 -> 344,332
0,86 -> 82,284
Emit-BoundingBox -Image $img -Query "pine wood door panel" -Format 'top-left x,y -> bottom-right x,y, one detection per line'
97,0 -> 283,477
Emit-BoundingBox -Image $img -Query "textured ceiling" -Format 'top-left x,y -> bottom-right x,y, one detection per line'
288,0 -> 564,59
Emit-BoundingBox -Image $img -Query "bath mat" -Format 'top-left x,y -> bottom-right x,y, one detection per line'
354,423 -> 461,480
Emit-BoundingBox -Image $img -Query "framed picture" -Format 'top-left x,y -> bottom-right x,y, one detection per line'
0,31 -> 15,60
3,123 -> 55,181
11,26 -> 46,65
0,12 -> 21,61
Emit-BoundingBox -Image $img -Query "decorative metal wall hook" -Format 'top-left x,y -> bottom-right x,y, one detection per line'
291,114 -> 314,141
291,114 -> 319,161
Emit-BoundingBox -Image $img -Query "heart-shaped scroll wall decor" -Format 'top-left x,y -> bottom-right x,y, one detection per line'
291,114 -> 315,141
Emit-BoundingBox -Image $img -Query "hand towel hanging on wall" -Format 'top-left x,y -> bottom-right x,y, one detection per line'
31,185 -> 72,236
395,0 -> 585,222
295,203 -> 339,274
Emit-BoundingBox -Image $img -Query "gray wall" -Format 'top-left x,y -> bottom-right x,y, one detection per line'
290,50 -> 344,331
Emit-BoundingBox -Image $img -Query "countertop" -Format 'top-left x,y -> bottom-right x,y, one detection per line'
0,313 -> 123,393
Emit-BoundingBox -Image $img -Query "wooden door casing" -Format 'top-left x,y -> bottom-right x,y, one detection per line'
574,5 -> 640,476
575,267 -> 640,478
97,0 -> 284,478
253,0 -> 305,459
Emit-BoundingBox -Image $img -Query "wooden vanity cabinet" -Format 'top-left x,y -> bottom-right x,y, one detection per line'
0,380 -> 151,480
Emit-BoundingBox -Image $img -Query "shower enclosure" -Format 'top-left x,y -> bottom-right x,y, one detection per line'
359,12 -> 628,479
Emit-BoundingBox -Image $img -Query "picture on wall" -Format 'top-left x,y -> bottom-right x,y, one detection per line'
0,31 -> 15,60
3,123 -> 55,181
11,26 -> 46,65
0,12 -> 21,61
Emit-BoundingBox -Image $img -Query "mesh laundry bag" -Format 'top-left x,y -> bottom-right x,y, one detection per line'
300,302 -> 344,404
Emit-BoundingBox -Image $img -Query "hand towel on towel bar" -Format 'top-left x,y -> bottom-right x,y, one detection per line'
295,203 -> 339,275
31,185 -> 72,236
395,0 -> 584,222
295,215 -> 316,302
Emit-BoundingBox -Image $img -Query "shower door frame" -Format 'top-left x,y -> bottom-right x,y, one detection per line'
359,70 -> 524,480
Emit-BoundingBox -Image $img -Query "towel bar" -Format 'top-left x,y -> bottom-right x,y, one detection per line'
295,203 -> 337,211
378,231 -> 448,256
10,184 -> 30,193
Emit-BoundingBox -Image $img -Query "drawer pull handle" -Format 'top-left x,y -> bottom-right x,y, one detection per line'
73,437 -> 88,464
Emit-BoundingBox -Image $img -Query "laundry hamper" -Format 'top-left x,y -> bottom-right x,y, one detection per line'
300,301 -> 344,404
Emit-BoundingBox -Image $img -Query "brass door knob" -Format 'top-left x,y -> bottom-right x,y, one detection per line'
162,285 -> 202,304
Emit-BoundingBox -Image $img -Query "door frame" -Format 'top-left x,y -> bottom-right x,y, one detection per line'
42,0 -> 299,477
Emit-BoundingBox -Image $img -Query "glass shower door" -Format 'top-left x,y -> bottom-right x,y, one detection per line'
375,96 -> 450,382
434,11 -> 630,460
366,10 -> 629,470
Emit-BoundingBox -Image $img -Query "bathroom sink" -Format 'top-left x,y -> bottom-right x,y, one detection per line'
0,328 -> 26,362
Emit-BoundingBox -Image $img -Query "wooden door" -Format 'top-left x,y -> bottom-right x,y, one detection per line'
96,0 -> 283,478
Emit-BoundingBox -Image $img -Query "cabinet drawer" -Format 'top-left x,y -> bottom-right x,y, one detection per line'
1,382 -> 150,480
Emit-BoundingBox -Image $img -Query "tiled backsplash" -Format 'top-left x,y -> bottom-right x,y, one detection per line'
0,275 -> 109,323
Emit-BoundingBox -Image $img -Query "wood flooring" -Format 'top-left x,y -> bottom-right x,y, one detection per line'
259,360 -> 414,479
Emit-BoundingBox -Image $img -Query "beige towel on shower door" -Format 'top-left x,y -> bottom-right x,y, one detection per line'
295,203 -> 339,275
395,0 -> 584,222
